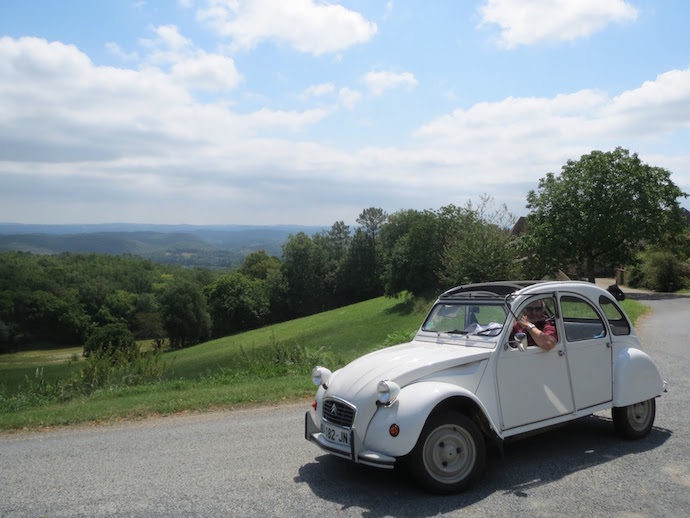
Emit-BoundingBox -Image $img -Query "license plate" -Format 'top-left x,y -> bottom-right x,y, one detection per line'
321,423 -> 349,445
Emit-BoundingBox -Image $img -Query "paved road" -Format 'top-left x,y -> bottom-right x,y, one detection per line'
1,294 -> 689,517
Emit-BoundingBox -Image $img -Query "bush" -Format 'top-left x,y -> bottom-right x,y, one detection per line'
77,349 -> 167,393
628,250 -> 690,292
83,323 -> 138,359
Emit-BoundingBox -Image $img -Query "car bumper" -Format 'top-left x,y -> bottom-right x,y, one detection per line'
304,411 -> 396,469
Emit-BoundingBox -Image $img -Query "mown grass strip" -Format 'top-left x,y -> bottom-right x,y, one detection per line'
0,375 -> 315,430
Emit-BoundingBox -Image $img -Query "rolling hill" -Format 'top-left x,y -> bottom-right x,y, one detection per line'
0,223 -> 327,268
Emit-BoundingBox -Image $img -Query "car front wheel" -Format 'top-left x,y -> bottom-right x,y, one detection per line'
408,411 -> 486,494
612,398 -> 656,439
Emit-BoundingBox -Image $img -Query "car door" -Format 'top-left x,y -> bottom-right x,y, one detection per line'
497,296 -> 574,430
559,294 -> 612,410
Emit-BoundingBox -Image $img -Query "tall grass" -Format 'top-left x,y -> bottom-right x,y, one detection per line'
0,350 -> 167,413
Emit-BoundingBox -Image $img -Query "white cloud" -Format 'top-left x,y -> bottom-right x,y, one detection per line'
170,52 -> 242,92
604,67 -> 690,135
384,1 -> 394,20
415,65 -> 690,147
0,36 -> 322,162
415,90 -> 608,146
479,0 -> 638,48
240,107 -> 332,133
153,24 -> 192,51
412,65 -> 690,187
363,70 -> 418,96
338,87 -> 361,110
0,36 -> 688,225
196,0 -> 377,55
138,25 -> 242,92
105,42 -> 139,62
301,83 -> 335,99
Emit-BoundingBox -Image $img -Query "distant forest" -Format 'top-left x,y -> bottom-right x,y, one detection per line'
0,204 -> 522,353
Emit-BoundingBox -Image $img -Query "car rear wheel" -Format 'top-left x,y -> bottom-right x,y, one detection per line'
612,398 -> 656,439
408,411 -> 486,494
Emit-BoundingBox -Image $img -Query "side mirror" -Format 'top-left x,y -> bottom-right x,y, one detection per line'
607,283 -> 625,301
514,332 -> 528,351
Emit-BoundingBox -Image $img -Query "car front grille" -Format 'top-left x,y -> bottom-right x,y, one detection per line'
321,398 -> 356,428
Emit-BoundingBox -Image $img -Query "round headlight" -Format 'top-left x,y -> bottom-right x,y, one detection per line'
311,366 -> 332,387
377,380 -> 401,405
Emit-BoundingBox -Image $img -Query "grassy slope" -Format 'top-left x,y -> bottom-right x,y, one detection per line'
0,297 -> 648,430
165,294 -> 427,379
0,294 -> 429,429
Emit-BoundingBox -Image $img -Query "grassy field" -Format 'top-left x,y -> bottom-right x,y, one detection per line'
0,294 -> 430,429
0,296 -> 649,431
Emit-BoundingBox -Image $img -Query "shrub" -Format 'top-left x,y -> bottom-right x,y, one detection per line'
83,323 -> 138,359
628,250 -> 690,292
77,349 -> 167,393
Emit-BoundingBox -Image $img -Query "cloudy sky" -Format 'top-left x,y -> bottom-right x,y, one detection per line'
1,0 -> 689,226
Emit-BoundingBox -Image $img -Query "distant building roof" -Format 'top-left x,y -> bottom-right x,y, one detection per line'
511,216 -> 527,235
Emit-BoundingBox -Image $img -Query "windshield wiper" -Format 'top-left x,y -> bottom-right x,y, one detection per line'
474,325 -> 504,336
445,329 -> 468,335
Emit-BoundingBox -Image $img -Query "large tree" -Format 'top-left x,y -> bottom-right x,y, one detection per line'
205,273 -> 269,336
525,148 -> 687,282
280,232 -> 327,318
336,228 -> 382,303
440,200 -> 519,287
381,208 -> 450,297
158,278 -> 211,349
357,207 -> 388,238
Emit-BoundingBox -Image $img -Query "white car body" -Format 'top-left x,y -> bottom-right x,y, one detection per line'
304,281 -> 666,493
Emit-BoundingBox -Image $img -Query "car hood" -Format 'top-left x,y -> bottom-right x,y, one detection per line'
325,340 -> 492,400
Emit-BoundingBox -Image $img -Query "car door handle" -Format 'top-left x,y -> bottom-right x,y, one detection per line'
558,350 -> 565,356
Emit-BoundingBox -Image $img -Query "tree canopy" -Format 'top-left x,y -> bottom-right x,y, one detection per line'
159,278 -> 211,349
525,148 -> 687,282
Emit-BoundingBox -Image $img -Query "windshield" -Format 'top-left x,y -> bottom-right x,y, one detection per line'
421,302 -> 508,336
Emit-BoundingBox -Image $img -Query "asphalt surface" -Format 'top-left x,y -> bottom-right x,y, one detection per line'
1,291 -> 689,517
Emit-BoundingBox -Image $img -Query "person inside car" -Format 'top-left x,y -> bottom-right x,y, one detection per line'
511,299 -> 558,351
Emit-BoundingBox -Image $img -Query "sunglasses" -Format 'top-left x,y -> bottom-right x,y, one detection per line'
525,306 -> 543,313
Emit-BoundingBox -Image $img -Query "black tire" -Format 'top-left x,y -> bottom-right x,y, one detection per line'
612,398 -> 656,439
407,411 -> 486,494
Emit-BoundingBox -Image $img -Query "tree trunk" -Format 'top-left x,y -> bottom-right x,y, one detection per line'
586,257 -> 596,284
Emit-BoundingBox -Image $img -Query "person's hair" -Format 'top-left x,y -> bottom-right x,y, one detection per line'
524,299 -> 547,320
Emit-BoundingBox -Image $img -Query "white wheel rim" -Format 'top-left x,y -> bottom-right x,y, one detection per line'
628,400 -> 652,431
422,424 -> 476,484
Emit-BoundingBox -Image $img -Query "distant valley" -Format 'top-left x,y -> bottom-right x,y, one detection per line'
0,223 -> 327,268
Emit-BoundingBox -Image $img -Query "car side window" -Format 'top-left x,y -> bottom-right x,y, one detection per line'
560,295 -> 606,342
599,295 -> 631,336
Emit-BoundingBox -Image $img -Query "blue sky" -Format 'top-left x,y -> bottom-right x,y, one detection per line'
1,0 -> 689,226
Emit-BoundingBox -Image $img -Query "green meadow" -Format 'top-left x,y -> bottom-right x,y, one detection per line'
0,294 -> 430,429
0,296 -> 648,430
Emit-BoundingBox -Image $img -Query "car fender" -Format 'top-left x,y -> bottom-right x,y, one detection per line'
613,347 -> 665,407
362,381 -> 498,458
